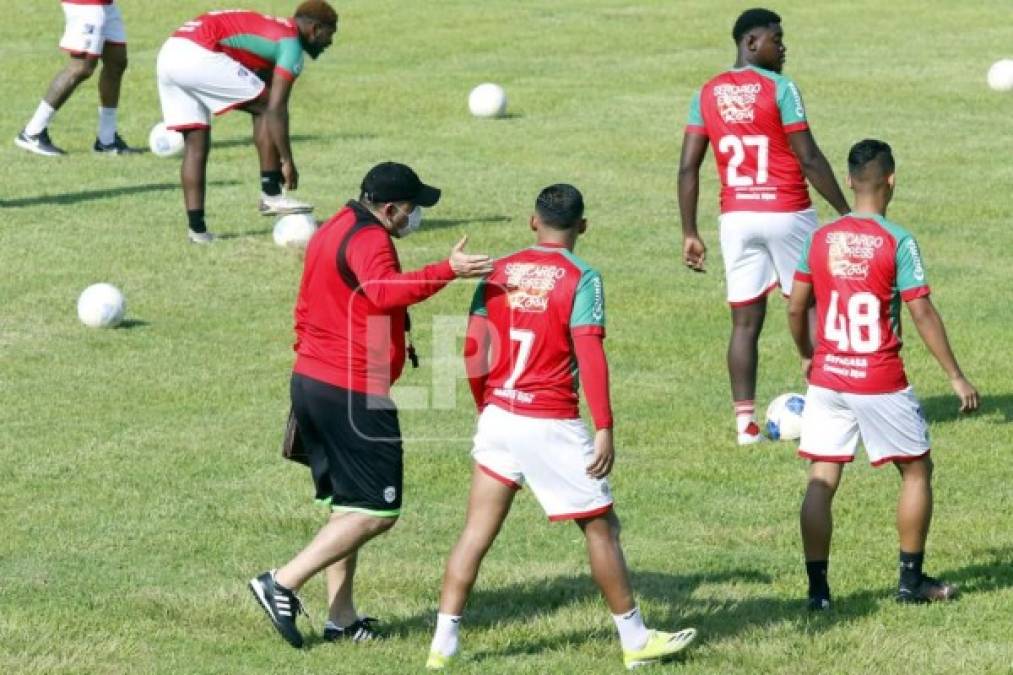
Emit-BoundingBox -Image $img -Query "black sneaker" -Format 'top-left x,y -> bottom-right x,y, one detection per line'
248,571 -> 306,648
896,575 -> 958,604
323,616 -> 380,642
93,133 -> 142,154
14,128 -> 65,156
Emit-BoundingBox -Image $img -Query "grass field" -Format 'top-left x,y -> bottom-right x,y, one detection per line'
2,1 -> 1012,673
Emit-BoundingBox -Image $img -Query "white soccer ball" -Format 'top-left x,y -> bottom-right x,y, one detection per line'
765,392 -> 806,441
273,213 -> 317,248
148,122 -> 184,157
77,283 -> 126,328
987,59 -> 1013,92
468,83 -> 508,118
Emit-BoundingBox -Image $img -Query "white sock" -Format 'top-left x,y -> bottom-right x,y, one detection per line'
25,101 -> 56,136
98,107 -> 118,145
612,606 -> 649,651
430,613 -> 461,657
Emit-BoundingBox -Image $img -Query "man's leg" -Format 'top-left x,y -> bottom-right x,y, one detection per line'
325,552 -> 359,629
181,128 -> 213,241
800,461 -> 843,608
93,43 -> 136,151
429,467 -> 516,662
729,299 -> 767,443
251,111 -> 312,215
894,456 -> 955,602
17,56 -> 98,155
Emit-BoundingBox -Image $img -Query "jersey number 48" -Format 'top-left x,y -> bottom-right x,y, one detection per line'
824,291 -> 881,353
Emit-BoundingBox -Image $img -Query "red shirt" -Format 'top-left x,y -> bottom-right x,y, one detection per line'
293,202 -> 456,396
173,10 -> 305,81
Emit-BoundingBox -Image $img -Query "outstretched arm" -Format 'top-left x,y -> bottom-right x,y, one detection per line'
906,296 -> 979,412
788,129 -> 850,216
678,132 -> 710,271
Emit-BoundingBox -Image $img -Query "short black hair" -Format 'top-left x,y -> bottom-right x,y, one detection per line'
847,139 -> 895,179
733,8 -> 781,43
535,184 -> 584,230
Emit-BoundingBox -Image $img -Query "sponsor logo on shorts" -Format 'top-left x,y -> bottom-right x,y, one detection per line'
383,486 -> 396,503
714,82 -> 760,124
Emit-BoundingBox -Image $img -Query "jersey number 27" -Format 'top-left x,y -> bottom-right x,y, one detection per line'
718,134 -> 769,187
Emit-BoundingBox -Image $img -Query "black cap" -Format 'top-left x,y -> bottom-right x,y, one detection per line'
360,162 -> 441,207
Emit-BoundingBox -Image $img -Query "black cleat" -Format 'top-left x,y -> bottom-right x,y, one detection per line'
15,128 -> 65,156
896,575 -> 958,604
248,571 -> 306,648
323,616 -> 381,642
93,133 -> 142,154
807,595 -> 832,612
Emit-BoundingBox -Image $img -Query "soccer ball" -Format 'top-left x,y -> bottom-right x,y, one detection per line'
273,213 -> 317,248
468,83 -> 508,118
987,59 -> 1013,92
148,122 -> 184,157
765,393 -> 806,441
77,283 -> 126,328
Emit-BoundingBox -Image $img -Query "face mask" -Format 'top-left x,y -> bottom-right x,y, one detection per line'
395,206 -> 423,238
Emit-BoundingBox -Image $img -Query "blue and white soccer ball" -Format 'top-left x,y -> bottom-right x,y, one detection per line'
765,393 -> 805,441
148,122 -> 184,158
77,282 -> 125,328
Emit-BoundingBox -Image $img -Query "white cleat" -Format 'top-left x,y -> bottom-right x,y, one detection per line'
259,192 -> 313,216
188,229 -> 215,244
737,421 -> 766,446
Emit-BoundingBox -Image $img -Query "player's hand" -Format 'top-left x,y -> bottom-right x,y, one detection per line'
683,235 -> 707,272
586,428 -> 615,479
950,375 -> 979,413
282,159 -> 299,190
449,235 -> 493,278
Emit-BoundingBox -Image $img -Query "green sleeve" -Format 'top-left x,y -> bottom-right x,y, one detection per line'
797,232 -> 813,275
687,89 -> 704,127
895,234 -> 929,291
469,280 -> 488,317
776,76 -> 807,125
570,270 -> 605,329
276,37 -> 304,78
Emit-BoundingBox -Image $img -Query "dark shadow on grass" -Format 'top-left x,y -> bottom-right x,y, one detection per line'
422,215 -> 512,230
0,180 -> 240,208
115,319 -> 149,330
210,132 -> 372,150
216,227 -> 275,241
920,393 -> 1012,423
936,547 -> 1013,594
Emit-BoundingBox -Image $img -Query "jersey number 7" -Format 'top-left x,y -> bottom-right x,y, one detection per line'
503,328 -> 535,389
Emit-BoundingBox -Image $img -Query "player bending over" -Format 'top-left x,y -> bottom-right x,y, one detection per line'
678,8 -> 850,444
788,139 -> 979,610
156,2 -> 337,243
16,0 -> 140,156
426,185 -> 696,670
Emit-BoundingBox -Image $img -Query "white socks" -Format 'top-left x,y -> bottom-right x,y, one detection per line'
430,613 -> 461,657
25,101 -> 56,136
98,107 -> 118,144
612,606 -> 649,651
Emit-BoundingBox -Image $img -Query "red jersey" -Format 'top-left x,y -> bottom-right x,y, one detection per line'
686,65 -> 811,213
293,202 -> 456,396
795,213 -> 931,394
468,244 -> 607,421
173,10 -> 304,81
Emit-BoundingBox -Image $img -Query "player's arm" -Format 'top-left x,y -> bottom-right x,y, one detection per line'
905,297 -> 979,412
574,331 -> 614,479
464,283 -> 492,411
265,74 -> 297,189
787,129 -> 849,216
787,278 -> 814,363
678,132 -> 709,272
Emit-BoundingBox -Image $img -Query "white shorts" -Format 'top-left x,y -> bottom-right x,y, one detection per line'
60,1 -> 126,56
156,37 -> 266,131
471,405 -> 614,521
719,207 -> 818,305
798,385 -> 931,467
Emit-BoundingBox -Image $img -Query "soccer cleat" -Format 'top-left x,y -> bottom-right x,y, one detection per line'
623,628 -> 697,670
807,596 -> 831,612
14,129 -> 65,156
259,192 -> 313,216
93,133 -> 142,154
187,229 -> 215,244
737,421 -> 766,446
323,616 -> 380,642
896,575 -> 958,604
426,650 -> 455,670
248,570 -> 306,648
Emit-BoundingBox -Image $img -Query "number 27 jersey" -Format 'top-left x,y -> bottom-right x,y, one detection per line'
469,244 -> 605,420
795,214 -> 931,394
686,65 -> 811,213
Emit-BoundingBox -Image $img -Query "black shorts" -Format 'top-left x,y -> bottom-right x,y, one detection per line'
290,373 -> 403,516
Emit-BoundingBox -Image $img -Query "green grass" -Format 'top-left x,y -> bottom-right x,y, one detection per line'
2,1 -> 1012,673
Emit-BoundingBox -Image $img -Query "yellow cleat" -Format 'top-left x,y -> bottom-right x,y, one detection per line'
623,628 -> 697,670
426,650 -> 454,670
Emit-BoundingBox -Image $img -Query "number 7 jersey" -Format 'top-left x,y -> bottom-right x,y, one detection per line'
469,243 -> 605,419
795,213 -> 931,394
686,64 -> 811,213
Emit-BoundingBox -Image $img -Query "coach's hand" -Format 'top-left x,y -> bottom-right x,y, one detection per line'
586,428 -> 615,479
951,375 -> 980,413
282,159 -> 299,190
450,236 -> 494,278
683,235 -> 707,272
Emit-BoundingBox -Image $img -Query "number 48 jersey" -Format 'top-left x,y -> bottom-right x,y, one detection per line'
795,213 -> 931,394
469,243 -> 605,420
686,64 -> 811,213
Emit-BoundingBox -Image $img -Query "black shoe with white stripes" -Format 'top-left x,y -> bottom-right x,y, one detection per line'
323,616 -> 381,642
15,128 -> 65,157
248,570 -> 305,648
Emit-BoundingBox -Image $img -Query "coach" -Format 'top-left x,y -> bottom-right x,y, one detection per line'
250,162 -> 493,648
